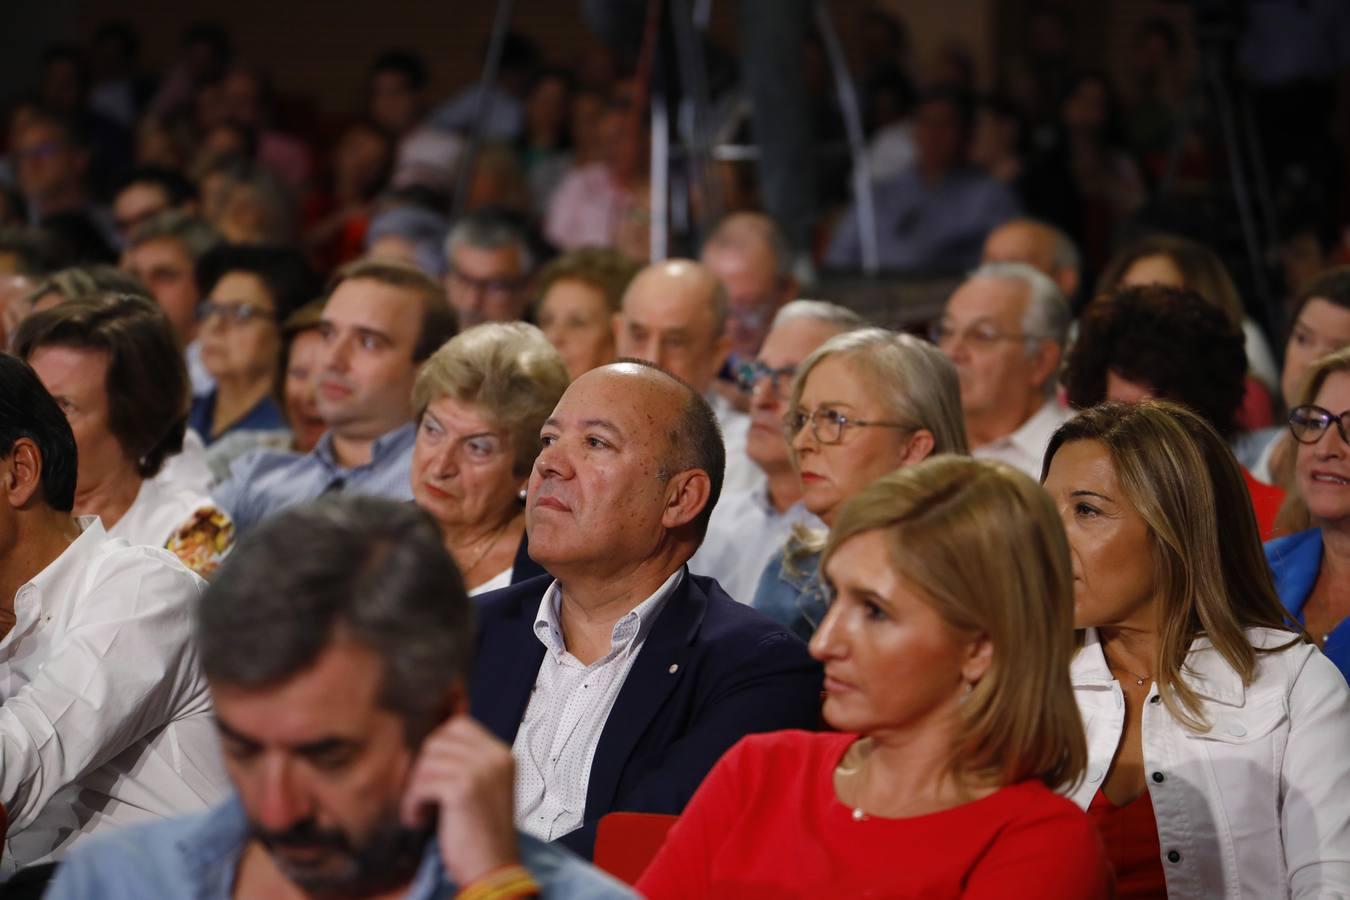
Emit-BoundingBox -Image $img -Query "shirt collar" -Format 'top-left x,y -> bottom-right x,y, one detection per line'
533,567 -> 685,660
22,515 -> 104,603
1072,627 -> 1246,706
312,422 -> 417,472
999,398 -> 1067,462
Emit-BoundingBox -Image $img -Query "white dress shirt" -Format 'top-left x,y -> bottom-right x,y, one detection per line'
1067,627 -> 1350,899
0,518 -> 229,874
706,392 -> 759,496
513,569 -> 682,841
155,429 -> 214,496
109,475 -> 221,553
689,487 -> 822,605
971,398 -> 1071,479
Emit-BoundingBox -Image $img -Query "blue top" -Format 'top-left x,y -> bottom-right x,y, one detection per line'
45,794 -> 635,899
1266,527 -> 1349,682
188,390 -> 287,447
212,422 -> 417,534
825,165 -> 1020,272
751,546 -> 827,642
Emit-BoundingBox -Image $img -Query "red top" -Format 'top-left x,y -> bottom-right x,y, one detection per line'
637,731 -> 1113,900
1087,788 -> 1167,899
1243,466 -> 1287,541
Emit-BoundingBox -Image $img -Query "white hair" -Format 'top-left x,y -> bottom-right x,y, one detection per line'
967,261 -> 1071,350
770,299 -> 866,332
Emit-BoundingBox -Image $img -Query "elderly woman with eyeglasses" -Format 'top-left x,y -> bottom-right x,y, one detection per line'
188,244 -> 319,446
751,328 -> 969,639
1266,346 -> 1350,682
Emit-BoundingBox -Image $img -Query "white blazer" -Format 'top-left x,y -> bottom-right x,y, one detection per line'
1068,627 -> 1350,899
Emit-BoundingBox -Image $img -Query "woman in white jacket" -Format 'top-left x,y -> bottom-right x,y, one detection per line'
1042,400 -> 1350,900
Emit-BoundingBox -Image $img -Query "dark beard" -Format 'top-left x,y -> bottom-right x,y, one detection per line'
252,813 -> 434,898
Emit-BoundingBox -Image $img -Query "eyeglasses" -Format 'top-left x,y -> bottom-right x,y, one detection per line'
735,360 -> 796,395
196,300 -> 277,326
928,321 -> 1040,349
1288,404 -> 1350,445
448,267 -> 526,298
782,407 -> 913,445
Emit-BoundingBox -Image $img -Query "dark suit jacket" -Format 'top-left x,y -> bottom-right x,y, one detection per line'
470,570 -> 823,859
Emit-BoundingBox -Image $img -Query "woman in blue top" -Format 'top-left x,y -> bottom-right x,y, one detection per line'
752,328 -> 969,638
1265,346 -> 1350,680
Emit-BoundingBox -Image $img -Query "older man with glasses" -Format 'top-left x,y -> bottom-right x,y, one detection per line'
688,300 -> 863,604
442,208 -> 534,328
932,262 -> 1071,478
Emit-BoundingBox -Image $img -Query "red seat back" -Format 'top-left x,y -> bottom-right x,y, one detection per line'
593,811 -> 679,885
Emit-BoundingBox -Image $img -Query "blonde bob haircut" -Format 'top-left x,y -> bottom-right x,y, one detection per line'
411,322 -> 569,477
788,327 -> 970,462
1043,401 -> 1303,731
822,456 -> 1086,792
1275,344 -> 1350,534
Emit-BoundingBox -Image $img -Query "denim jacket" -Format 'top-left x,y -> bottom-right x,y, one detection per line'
46,794 -> 635,899
751,546 -> 827,642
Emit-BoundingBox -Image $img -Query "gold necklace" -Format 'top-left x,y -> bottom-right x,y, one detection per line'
1105,652 -> 1153,687
838,738 -> 873,822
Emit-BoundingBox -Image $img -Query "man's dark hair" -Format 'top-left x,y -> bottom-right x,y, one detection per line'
118,166 -> 199,208
617,359 -> 725,541
197,497 -> 473,743
0,227 -> 66,275
1063,284 -> 1246,439
20,106 -> 90,151
13,293 -> 189,477
196,243 -> 321,324
0,353 -> 78,512
182,22 -> 232,64
328,258 -> 457,362
370,49 -> 428,91
917,86 -> 975,136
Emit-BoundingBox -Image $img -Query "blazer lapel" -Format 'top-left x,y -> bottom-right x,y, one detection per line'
584,572 -> 707,820
471,583 -> 548,744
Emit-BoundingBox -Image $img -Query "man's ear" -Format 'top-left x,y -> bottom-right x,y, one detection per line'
710,332 -> 732,379
1029,339 -> 1062,392
5,439 -> 45,510
443,680 -> 470,719
661,468 -> 712,531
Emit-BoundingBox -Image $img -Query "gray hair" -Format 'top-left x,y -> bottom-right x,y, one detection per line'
197,496 -> 473,744
790,327 -> 970,458
411,322 -> 569,477
770,298 -> 866,333
127,211 -> 220,261
968,261 -> 1071,349
443,209 -> 534,274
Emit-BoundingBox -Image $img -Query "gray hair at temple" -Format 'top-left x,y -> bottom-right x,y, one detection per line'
196,496 -> 474,744
443,208 -> 534,274
770,299 -> 866,333
126,210 -> 220,261
366,204 -> 451,278
968,260 -> 1071,350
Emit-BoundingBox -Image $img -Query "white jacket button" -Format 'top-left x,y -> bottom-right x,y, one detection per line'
1088,767 -> 1104,782
1227,722 -> 1247,737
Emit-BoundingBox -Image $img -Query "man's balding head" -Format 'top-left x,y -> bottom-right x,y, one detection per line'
615,259 -> 730,393
527,361 -> 724,580
700,213 -> 798,360
981,218 -> 1080,301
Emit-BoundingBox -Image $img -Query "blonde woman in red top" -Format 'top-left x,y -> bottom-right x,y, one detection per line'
638,457 -> 1111,899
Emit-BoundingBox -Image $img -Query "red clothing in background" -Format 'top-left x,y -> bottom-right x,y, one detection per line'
1243,466 -> 1287,541
637,730 -> 1112,900
1087,788 -> 1167,898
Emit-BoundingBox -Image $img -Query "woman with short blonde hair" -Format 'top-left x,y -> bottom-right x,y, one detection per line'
1043,400 -> 1350,898
640,457 -> 1109,898
752,328 -> 968,636
410,322 -> 569,593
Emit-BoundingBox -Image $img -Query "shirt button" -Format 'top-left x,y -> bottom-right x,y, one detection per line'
1167,850 -> 1181,863
1227,722 -> 1247,737
1152,771 -> 1165,783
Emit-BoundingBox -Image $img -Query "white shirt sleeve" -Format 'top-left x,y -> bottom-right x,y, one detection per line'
0,555 -> 203,831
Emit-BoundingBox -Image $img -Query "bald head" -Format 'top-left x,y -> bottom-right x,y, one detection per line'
616,259 -> 731,392
981,218 -> 1080,300
701,213 -> 798,360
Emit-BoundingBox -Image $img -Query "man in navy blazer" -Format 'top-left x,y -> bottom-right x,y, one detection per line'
470,361 -> 822,859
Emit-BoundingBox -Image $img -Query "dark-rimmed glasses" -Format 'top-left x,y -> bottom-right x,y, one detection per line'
1288,404 -> 1350,445
196,301 -> 278,327
735,360 -> 795,395
782,407 -> 913,445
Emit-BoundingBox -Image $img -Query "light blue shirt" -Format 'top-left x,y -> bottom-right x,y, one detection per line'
212,423 -> 416,533
46,794 -> 635,899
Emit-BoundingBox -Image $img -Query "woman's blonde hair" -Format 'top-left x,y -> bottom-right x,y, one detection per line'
411,322 -> 569,477
822,456 -> 1087,791
1274,345 -> 1350,534
1043,401 -> 1302,730
787,327 -> 970,461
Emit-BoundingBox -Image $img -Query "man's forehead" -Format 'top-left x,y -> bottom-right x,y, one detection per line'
946,278 -> 1030,321
326,280 -> 420,329
555,366 -> 679,425
452,242 -> 521,275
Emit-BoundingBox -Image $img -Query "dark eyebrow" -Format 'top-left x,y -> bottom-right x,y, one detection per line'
580,418 -> 624,439
214,719 -> 358,756
214,718 -> 261,750
352,326 -> 393,344
1069,489 -> 1114,502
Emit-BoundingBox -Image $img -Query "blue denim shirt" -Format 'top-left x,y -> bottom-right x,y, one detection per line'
46,794 -> 635,900
1266,527 -> 1349,682
212,423 -> 416,533
751,546 -> 827,642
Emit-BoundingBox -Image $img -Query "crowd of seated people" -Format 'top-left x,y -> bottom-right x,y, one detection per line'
0,6 -> 1348,900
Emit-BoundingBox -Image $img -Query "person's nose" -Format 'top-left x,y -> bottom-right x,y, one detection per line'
323,332 -> 352,373
791,414 -> 818,456
253,759 -> 312,834
808,602 -> 846,663
534,436 -> 573,482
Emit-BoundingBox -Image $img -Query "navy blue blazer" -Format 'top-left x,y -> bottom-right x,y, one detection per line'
470,570 -> 823,859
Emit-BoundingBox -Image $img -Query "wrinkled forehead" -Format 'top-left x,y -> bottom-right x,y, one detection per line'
945,277 -> 1030,324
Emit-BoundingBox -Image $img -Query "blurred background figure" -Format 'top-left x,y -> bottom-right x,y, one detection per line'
532,245 -> 636,381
